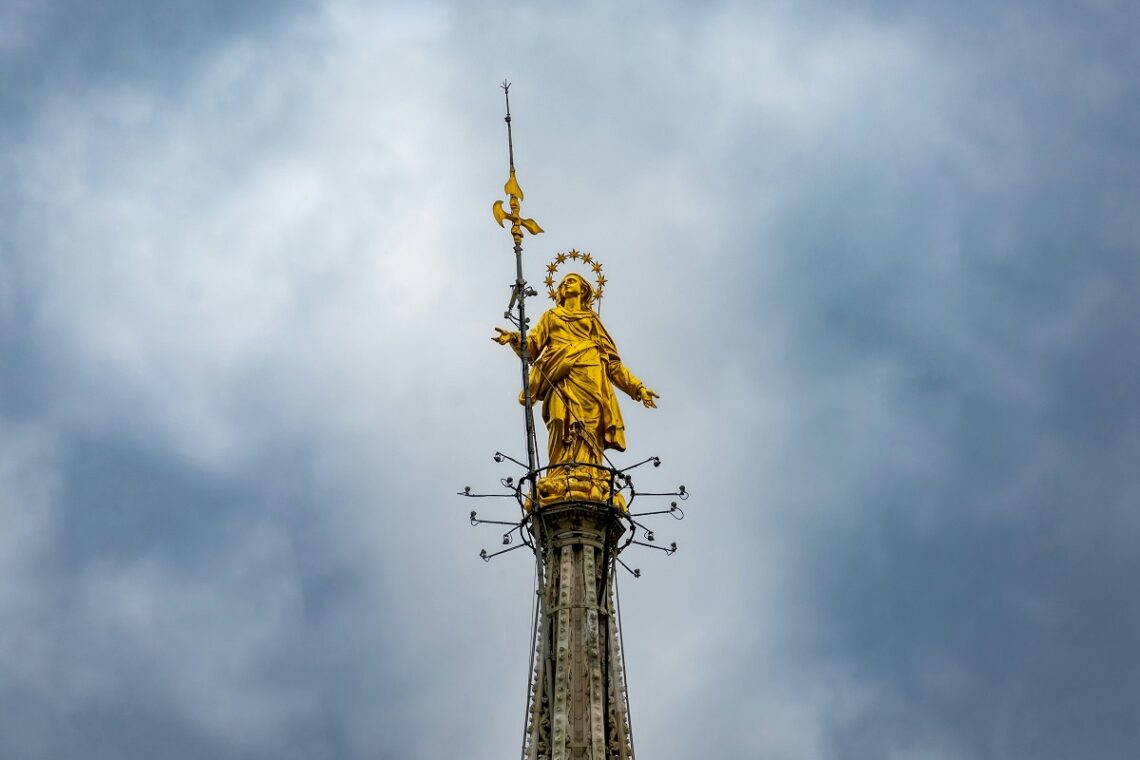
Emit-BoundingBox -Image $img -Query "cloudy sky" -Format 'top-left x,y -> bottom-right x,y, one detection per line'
2,1 -> 1138,758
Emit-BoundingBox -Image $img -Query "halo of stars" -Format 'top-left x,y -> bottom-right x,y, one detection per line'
544,249 -> 607,306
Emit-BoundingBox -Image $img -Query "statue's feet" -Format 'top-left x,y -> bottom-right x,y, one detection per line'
535,466 -> 619,509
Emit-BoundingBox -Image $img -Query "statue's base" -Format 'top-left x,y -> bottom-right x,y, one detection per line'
528,466 -> 627,512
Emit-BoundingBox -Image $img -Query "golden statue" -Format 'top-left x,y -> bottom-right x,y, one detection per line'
494,258 -> 658,505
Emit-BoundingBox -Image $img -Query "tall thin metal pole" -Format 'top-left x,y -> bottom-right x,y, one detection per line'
501,81 -> 542,489
499,82 -> 552,760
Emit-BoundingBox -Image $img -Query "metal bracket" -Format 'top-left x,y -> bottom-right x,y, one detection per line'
630,540 -> 677,556
616,557 -> 641,578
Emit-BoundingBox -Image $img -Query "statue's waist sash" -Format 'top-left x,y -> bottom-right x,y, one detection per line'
539,340 -> 601,382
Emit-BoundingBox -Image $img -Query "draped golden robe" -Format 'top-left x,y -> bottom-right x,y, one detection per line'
519,306 -> 646,467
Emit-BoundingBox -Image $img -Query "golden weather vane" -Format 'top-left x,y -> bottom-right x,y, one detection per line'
492,81 -> 544,247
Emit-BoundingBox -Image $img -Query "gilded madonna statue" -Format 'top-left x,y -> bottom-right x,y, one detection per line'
494,269 -> 658,504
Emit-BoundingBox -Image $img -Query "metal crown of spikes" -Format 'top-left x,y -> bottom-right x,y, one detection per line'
491,82 -> 544,247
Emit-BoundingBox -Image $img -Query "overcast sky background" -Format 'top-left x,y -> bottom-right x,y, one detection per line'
2,1 -> 1138,758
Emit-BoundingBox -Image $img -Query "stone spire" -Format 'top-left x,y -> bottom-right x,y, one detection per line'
523,502 -> 634,760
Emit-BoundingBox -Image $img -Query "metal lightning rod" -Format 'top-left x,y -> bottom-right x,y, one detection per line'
490,83 -> 553,759
492,80 -> 544,500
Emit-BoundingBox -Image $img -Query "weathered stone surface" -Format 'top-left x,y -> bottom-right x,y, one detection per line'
523,501 -> 634,760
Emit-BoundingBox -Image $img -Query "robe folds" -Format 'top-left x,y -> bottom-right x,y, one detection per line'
519,306 -> 645,465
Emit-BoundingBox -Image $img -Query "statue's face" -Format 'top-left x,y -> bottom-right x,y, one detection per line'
556,274 -> 593,307
558,275 -> 584,299
556,274 -> 592,307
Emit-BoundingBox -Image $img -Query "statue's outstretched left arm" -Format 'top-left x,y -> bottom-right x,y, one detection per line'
607,360 -> 659,409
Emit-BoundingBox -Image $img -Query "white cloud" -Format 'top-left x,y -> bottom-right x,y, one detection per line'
13,2 -> 466,472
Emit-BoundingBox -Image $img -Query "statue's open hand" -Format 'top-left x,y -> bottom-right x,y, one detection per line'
493,327 -> 520,347
638,387 -> 660,409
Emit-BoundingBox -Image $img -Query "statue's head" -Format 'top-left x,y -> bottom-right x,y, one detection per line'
555,273 -> 594,308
